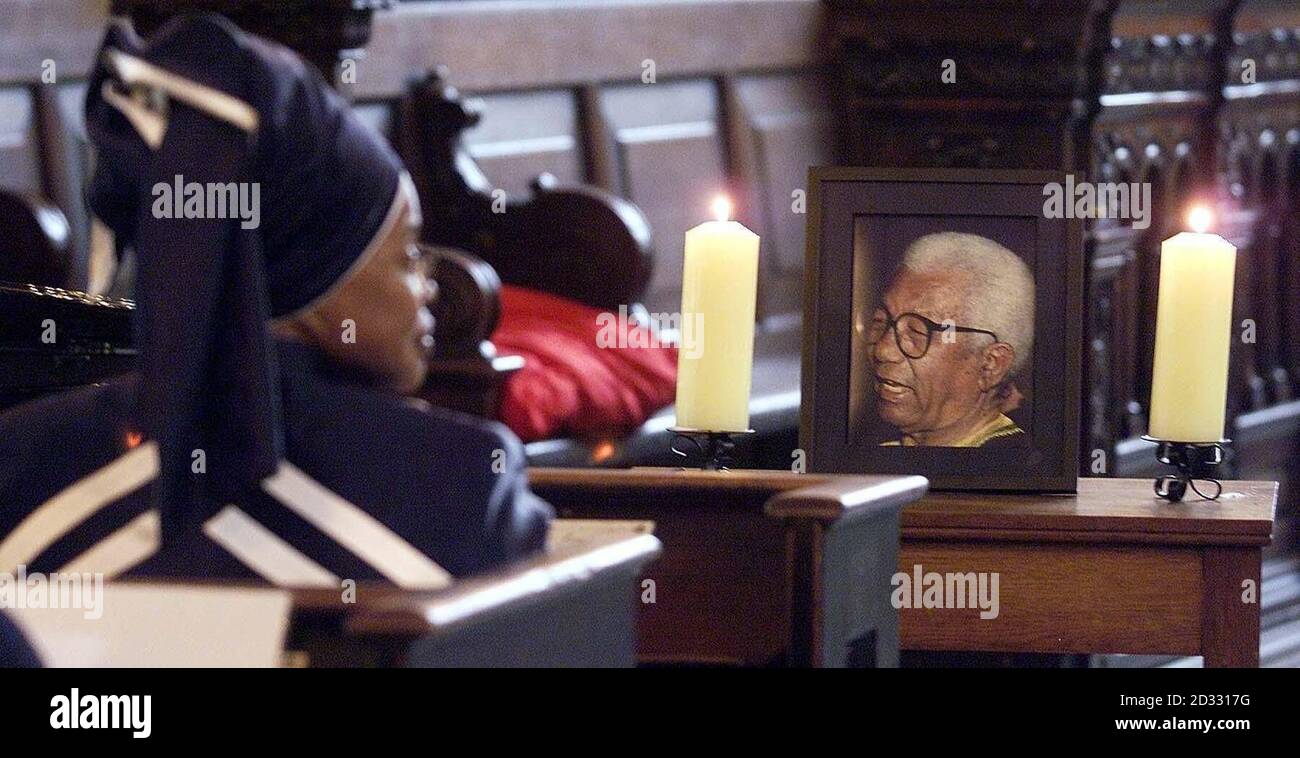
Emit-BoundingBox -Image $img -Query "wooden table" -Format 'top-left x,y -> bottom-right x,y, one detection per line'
532,468 -> 928,666
899,478 -> 1277,667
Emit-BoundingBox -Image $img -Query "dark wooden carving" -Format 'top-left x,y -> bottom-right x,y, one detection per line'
398,68 -> 655,312
1229,27 -> 1300,86
417,244 -> 523,418
826,0 -> 1115,171
1103,33 -> 1221,95
1220,90 -> 1300,407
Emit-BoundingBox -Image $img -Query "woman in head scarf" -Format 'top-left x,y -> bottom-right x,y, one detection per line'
0,13 -> 551,587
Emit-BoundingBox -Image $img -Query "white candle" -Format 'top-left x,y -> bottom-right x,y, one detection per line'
1147,206 -> 1237,443
673,197 -> 760,432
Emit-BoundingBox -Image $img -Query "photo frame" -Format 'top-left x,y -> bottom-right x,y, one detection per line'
801,168 -> 1083,492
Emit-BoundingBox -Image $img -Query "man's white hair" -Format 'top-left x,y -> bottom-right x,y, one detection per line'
900,232 -> 1035,374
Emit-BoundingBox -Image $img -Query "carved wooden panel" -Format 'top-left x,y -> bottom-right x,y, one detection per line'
1286,145 -> 1300,385
1220,93 -> 1300,406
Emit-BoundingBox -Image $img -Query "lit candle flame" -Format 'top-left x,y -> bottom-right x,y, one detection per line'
1187,205 -> 1214,234
711,195 -> 732,223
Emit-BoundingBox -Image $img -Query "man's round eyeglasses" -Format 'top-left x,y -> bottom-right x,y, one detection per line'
865,309 -> 999,360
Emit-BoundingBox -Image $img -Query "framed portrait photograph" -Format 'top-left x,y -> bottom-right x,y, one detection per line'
801,168 -> 1083,492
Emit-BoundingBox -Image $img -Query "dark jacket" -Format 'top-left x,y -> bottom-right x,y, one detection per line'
0,612 -> 40,668
0,338 -> 552,583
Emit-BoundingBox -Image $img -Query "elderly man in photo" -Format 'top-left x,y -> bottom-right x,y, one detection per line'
866,232 -> 1035,447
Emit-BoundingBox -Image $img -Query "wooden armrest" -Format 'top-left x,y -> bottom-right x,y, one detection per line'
93,522 -> 655,666
765,474 -> 929,522
425,244 -> 501,360
531,466 -> 821,506
418,244 -> 521,417
532,466 -> 927,524
313,520 -> 660,637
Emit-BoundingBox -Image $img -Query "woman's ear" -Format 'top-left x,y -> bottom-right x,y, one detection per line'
978,342 -> 1016,392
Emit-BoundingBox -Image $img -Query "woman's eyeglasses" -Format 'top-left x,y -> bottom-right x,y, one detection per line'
408,243 -> 438,281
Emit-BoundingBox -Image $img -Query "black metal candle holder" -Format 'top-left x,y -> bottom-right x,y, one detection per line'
668,427 -> 754,470
1142,436 -> 1229,502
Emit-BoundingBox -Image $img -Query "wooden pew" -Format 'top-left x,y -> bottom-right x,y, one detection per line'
13,520 -> 658,667
530,468 -> 928,667
900,478 -> 1277,667
287,519 -> 661,667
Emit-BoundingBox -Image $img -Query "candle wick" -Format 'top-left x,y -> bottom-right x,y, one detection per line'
711,196 -> 732,223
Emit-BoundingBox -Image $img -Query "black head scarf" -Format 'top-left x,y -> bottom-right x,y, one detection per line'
84,13 -> 405,539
